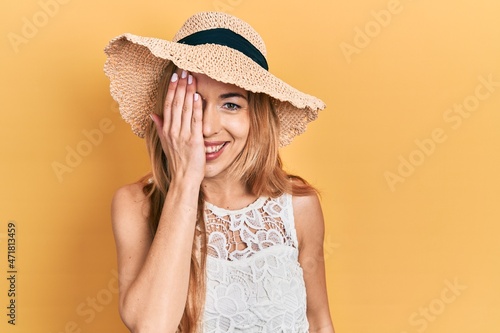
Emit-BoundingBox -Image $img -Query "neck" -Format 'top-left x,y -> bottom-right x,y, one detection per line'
201,177 -> 257,210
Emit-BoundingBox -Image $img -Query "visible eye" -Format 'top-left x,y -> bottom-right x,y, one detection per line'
223,102 -> 240,111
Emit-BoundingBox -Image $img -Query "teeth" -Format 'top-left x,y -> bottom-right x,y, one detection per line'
205,143 -> 225,153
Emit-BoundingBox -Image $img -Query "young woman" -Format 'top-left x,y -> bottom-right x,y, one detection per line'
105,11 -> 334,333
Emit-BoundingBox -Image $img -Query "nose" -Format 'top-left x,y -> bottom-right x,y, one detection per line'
202,103 -> 222,137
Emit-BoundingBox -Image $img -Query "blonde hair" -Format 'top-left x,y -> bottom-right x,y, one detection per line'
141,61 -> 316,332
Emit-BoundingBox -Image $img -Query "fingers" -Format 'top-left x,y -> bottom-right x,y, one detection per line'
154,69 -> 205,182
180,73 -> 196,137
168,70 -> 188,135
162,69 -> 201,138
162,71 -> 179,131
191,91 -> 203,139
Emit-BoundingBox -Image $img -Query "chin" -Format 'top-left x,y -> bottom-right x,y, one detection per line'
203,166 -> 224,180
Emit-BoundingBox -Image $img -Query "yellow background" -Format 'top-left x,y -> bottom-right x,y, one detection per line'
1,0 -> 500,332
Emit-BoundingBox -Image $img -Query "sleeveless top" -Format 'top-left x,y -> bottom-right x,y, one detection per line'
202,193 -> 309,332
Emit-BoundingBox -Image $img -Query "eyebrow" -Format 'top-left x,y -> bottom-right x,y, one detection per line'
219,92 -> 248,101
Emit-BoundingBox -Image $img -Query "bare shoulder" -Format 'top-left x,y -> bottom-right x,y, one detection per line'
111,182 -> 151,237
112,182 -> 149,215
112,181 -> 148,205
290,177 -> 323,220
292,192 -> 321,213
291,191 -> 325,249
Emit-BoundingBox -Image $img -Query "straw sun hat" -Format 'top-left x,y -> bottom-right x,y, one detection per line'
104,11 -> 326,147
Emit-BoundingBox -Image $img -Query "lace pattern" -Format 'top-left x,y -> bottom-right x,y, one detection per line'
203,194 -> 309,332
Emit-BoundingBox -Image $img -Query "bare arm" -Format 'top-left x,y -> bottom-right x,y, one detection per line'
112,181 -> 199,333
111,70 -> 205,333
293,193 -> 335,333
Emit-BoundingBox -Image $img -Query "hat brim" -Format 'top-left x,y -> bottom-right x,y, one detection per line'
104,33 -> 325,146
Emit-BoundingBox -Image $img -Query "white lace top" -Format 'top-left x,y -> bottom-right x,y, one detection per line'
202,193 -> 309,332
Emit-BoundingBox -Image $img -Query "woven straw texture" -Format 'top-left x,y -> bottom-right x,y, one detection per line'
104,11 -> 326,146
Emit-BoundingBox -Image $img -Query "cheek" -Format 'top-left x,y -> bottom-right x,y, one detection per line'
240,120 -> 250,142
228,114 -> 250,141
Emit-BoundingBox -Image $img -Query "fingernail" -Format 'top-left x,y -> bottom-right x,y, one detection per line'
149,114 -> 154,121
188,75 -> 193,85
181,70 -> 187,79
171,73 -> 178,82
194,93 -> 199,101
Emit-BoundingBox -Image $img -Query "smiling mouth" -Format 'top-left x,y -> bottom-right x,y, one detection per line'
205,142 -> 226,154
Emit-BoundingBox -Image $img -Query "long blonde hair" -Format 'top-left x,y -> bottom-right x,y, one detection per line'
141,61 -> 316,332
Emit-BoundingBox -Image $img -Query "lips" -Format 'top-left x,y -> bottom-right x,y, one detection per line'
205,143 -> 225,153
205,141 -> 227,161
